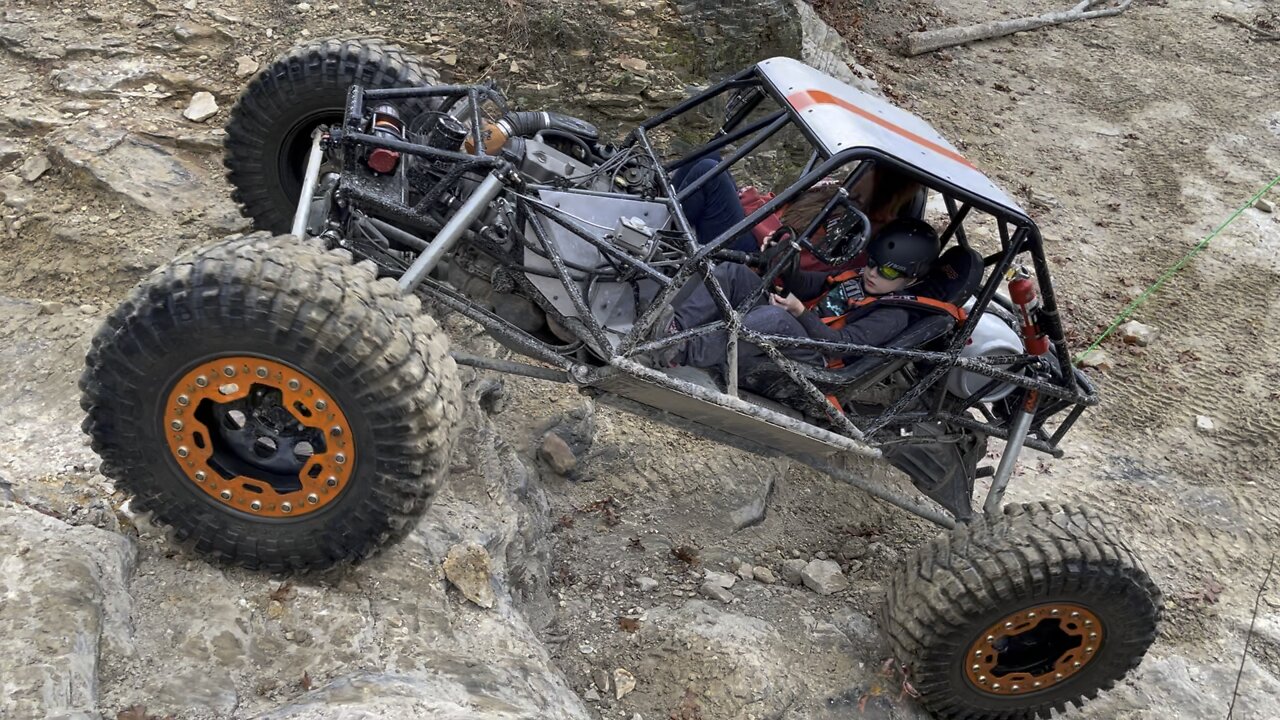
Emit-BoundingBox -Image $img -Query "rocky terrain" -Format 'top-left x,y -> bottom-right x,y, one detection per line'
2,0 -> 1279,719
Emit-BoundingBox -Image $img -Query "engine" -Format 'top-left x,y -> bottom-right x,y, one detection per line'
371,108 -> 661,349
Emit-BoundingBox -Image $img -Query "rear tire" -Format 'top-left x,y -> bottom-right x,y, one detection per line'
883,503 -> 1162,719
224,38 -> 439,233
80,232 -> 460,571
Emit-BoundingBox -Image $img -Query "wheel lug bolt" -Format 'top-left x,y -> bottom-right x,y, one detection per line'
1055,673 -> 1064,680
335,453 -> 346,465
195,375 -> 208,388
1004,622 -> 1013,629
315,400 -> 327,411
288,379 -> 301,391
326,476 -> 338,487
978,676 -> 986,683
992,683 -> 1000,690
250,500 -> 262,511
177,395 -> 190,406
223,365 -> 237,377
1033,681 -> 1042,688
171,420 -> 183,431
177,446 -> 189,458
281,502 -> 292,513
194,471 -> 206,482
1011,685 -> 1020,691
1074,661 -> 1082,668
306,494 -> 319,505
331,426 -> 343,437
219,490 -> 232,500
972,664 -> 979,671
256,367 -> 269,378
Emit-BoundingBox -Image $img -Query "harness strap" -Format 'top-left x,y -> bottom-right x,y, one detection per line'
819,294 -> 967,330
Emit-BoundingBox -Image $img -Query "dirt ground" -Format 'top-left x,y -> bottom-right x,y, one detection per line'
2,0 -> 1279,718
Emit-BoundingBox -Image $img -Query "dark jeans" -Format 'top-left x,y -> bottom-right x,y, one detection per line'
673,155 -> 759,253
673,264 -> 823,385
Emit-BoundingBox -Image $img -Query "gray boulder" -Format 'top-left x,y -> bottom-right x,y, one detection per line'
801,559 -> 848,595
0,505 -> 136,719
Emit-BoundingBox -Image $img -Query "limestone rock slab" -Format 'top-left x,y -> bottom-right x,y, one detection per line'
0,504 -> 136,719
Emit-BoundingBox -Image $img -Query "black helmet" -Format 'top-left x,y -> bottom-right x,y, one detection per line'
867,218 -> 939,279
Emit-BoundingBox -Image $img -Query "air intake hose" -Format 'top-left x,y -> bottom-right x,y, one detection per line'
468,111 -> 601,154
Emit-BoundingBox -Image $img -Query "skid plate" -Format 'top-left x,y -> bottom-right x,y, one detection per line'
588,367 -> 858,458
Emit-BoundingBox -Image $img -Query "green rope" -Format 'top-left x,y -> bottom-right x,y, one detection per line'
1073,173 -> 1280,364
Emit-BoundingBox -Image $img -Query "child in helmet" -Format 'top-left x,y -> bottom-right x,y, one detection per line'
662,218 -> 940,393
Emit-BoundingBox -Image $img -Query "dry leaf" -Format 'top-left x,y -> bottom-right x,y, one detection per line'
268,581 -> 294,603
617,616 -> 641,633
671,545 -> 700,565
299,671 -> 314,691
510,61 -> 520,73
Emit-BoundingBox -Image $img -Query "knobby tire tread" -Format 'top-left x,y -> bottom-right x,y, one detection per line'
224,38 -> 440,233
79,232 -> 460,572
883,503 -> 1162,720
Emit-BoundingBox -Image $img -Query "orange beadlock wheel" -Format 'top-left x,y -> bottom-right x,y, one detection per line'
163,355 -> 356,518
81,234 -> 459,571
963,603 -> 1104,696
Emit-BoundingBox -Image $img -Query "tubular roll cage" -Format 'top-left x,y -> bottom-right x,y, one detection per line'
319,66 -> 1099,528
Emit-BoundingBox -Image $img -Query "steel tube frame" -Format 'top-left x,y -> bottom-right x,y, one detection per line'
331,69 -> 1097,529
449,352 -> 572,383
399,173 -> 506,291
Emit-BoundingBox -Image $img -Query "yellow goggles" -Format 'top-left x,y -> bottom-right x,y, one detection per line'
871,264 -> 906,281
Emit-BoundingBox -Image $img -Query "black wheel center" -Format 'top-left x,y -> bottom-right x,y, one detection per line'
991,619 -> 1083,678
278,111 -> 343,207
195,384 -> 326,493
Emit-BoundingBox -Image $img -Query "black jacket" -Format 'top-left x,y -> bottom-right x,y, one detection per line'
788,268 -> 911,358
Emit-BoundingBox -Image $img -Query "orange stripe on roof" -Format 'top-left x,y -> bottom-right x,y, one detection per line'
787,90 -> 976,170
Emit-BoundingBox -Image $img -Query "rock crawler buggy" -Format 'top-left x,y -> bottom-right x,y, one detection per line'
80,39 -> 1162,719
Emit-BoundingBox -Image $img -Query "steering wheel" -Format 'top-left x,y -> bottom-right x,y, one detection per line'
806,197 -> 871,267
754,225 -> 801,294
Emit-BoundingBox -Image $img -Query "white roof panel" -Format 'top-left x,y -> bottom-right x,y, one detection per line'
756,56 -> 1025,217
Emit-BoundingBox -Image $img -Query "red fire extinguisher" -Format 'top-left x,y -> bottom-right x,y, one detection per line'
1009,267 -> 1050,356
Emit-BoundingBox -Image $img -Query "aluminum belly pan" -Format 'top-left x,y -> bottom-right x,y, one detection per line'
588,371 -> 860,458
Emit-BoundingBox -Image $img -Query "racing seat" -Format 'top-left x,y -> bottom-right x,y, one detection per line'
743,244 -> 985,399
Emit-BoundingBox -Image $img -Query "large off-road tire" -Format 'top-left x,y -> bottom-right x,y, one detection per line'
884,503 -> 1162,719
225,38 -> 440,233
79,232 -> 460,572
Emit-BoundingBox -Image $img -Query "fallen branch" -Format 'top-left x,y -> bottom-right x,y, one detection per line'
1213,12 -> 1280,42
904,0 -> 1133,56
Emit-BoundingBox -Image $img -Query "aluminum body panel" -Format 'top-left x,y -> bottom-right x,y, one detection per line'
523,189 -> 671,349
755,56 -> 1025,216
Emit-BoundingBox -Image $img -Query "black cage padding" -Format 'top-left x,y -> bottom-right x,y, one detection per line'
913,245 -> 985,306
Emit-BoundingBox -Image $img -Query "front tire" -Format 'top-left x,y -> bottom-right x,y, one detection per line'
224,38 -> 440,233
884,503 -> 1162,719
80,232 -> 460,571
